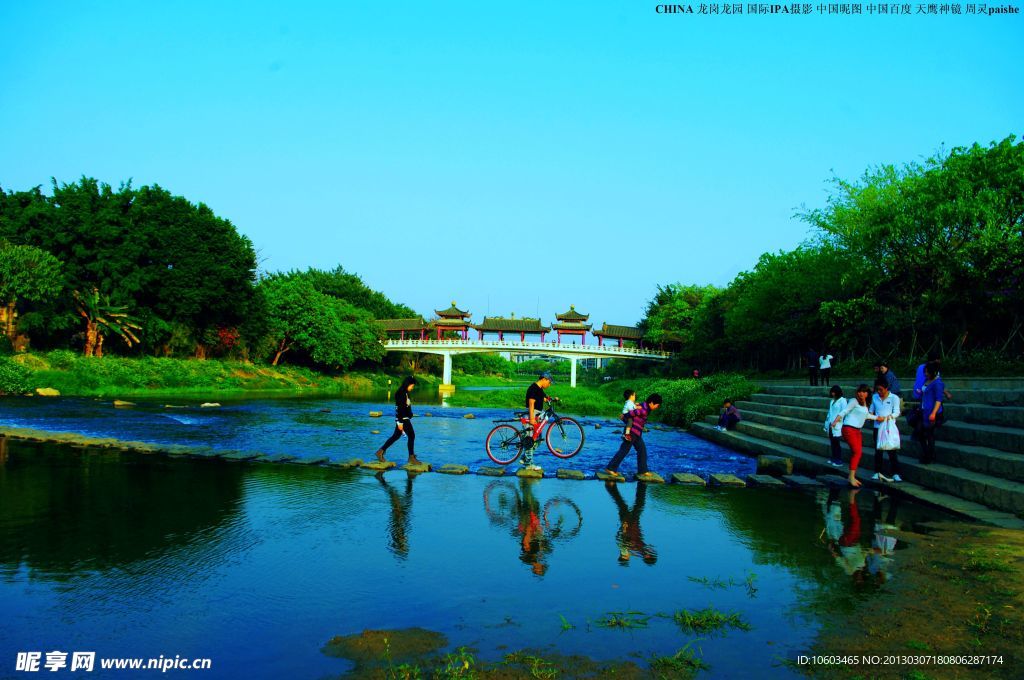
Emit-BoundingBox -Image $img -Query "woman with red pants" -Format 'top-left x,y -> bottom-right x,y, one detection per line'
831,384 -> 884,488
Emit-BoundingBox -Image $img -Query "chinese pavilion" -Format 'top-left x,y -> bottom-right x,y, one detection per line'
592,323 -> 645,348
431,301 -> 472,340
473,313 -> 550,342
379,317 -> 428,340
551,305 -> 592,344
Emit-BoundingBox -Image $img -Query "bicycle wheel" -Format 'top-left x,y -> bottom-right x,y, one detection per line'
542,497 -> 583,539
486,424 -> 525,465
483,480 -> 519,526
546,417 -> 585,458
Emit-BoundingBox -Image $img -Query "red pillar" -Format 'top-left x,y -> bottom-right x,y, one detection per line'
581,332 -> 586,346
499,331 -> 504,341
598,336 -> 603,347
618,338 -> 623,348
400,331 -> 405,340
557,331 -> 562,343
420,329 -> 425,340
541,332 -> 546,342
520,332 -> 525,342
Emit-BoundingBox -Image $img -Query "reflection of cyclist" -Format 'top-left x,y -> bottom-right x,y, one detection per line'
605,482 -> 657,565
514,479 -> 551,576
523,372 -> 554,471
375,471 -> 414,560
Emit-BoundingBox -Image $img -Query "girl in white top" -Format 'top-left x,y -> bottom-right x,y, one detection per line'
831,384 -> 884,487
824,385 -> 847,466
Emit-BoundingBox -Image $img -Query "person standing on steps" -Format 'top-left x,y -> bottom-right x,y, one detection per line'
870,377 -> 902,482
832,384 -> 885,488
806,347 -> 820,386
824,385 -> 847,467
523,372 -> 555,471
374,376 -> 421,466
915,362 -> 946,465
819,350 -> 834,386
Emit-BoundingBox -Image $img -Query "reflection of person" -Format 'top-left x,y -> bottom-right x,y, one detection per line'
514,478 -> 551,576
374,377 -> 421,465
832,489 -> 865,577
375,471 -> 414,559
865,493 -> 899,583
523,372 -> 555,471
605,482 -> 657,565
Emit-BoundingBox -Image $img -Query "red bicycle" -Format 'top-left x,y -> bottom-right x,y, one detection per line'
484,398 -> 585,465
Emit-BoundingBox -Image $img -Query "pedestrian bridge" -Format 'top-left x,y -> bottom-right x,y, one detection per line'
382,338 -> 671,389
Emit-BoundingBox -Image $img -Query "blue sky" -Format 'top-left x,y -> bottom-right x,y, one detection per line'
1,2 -> 1021,328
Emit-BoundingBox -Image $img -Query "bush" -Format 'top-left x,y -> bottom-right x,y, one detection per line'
46,349 -> 78,370
0,357 -> 33,394
602,373 -> 757,428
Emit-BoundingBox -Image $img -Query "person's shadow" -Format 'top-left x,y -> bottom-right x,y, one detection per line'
605,482 -> 657,565
376,471 -> 415,560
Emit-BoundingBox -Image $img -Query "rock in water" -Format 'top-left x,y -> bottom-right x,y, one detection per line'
671,473 -> 706,486
200,402 -> 221,408
113,399 -> 135,408
463,413 -> 476,419
756,455 -> 793,476
35,387 -> 60,397
369,411 -> 383,418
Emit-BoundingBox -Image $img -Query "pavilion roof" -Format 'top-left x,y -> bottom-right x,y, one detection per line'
430,318 -> 472,327
593,323 -> 644,340
435,301 -> 470,318
555,305 -> 589,322
473,316 -> 550,333
378,318 -> 427,331
552,322 -> 592,332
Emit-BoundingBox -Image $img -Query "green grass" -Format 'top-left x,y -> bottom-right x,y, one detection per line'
671,607 -> 751,634
596,611 -> 651,629
649,643 -> 710,679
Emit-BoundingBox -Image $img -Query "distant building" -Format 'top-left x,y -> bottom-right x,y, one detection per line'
551,305 -> 592,345
473,313 -> 550,342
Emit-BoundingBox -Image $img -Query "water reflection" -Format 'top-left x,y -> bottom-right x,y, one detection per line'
605,482 -> 657,565
482,478 -> 583,577
820,488 -> 899,586
375,471 -> 415,559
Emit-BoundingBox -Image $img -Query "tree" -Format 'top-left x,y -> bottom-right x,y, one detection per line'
0,243 -> 62,343
73,288 -> 142,357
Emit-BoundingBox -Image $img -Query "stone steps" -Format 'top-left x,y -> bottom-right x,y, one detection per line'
758,383 -> 1024,406
716,411 -> 1024,483
739,397 -> 1024,430
703,418 -> 1024,516
690,422 -> 1024,530
761,377 -> 1024,390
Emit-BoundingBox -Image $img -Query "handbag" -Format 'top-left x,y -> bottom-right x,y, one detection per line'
877,418 -> 901,451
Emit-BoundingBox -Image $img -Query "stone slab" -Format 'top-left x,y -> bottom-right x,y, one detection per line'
516,467 -> 544,479
368,411 -> 383,417
756,455 -> 794,476
671,473 -> 706,486
438,464 -> 469,475
221,451 -> 262,462
746,474 -> 786,488
187,448 -> 223,459
597,471 -> 626,482
636,472 -> 666,484
113,400 -> 136,408
262,453 -> 297,464
710,473 -> 746,487
818,474 -> 853,487
327,458 -> 362,469
782,474 -> 823,488
294,456 -> 330,465
477,466 -> 506,477
402,462 -> 432,473
362,460 -> 397,471
463,414 -> 476,419
556,469 -> 586,480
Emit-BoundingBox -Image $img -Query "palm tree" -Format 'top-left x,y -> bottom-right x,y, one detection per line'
73,288 -> 142,357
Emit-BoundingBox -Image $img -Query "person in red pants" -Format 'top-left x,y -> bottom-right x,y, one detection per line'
831,384 -> 884,487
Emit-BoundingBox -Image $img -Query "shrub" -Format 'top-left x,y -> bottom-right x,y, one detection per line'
0,357 -> 32,394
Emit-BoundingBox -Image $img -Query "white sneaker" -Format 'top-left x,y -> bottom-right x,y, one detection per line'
527,465 -> 542,471
871,473 -> 880,480
892,474 -> 902,483
827,461 -> 841,467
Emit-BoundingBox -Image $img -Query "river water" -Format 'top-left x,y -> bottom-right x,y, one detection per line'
0,396 -> 959,678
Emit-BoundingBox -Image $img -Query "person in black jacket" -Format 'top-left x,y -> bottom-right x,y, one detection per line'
374,377 -> 421,464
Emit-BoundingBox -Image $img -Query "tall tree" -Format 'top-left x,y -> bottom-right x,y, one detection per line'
0,243 -> 62,344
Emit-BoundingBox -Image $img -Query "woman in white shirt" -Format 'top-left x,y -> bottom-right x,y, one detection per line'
870,377 -> 902,482
824,385 -> 847,466
818,352 -> 834,386
831,384 -> 885,487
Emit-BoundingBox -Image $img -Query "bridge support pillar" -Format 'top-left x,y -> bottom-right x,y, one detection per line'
570,358 -> 577,388
440,352 -> 454,393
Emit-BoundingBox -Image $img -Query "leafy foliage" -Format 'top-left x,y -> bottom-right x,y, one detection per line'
0,357 -> 32,394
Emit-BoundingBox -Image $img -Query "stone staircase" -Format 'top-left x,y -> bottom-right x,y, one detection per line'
691,378 -> 1024,529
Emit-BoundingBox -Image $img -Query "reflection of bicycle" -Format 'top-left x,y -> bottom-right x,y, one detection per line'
484,399 -> 585,465
483,481 -> 584,539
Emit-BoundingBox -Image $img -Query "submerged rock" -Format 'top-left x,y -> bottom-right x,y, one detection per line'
781,474 -> 823,488
402,461 -> 431,473
369,411 -> 383,417
671,473 -> 706,486
322,627 -> 448,664
516,467 -> 543,479
636,471 -> 665,484
596,471 -> 626,483
200,402 -> 221,408
371,430 -> 381,435
327,458 -> 362,469
113,400 -> 135,408
438,464 -> 469,475
556,469 -> 586,480
362,461 -> 397,471
757,455 -> 793,476
463,413 -> 476,419
746,474 -> 786,487
477,466 -> 506,477
35,387 -> 60,397
710,473 -> 746,487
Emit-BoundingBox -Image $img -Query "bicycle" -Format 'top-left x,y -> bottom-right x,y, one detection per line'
484,398 -> 585,465
482,480 -> 584,539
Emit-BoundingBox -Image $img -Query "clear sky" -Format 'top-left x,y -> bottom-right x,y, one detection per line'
1,2 -> 1021,329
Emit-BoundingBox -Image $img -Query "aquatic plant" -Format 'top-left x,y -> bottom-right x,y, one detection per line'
500,651 -> 558,679
671,607 -> 751,634
434,647 -> 476,679
649,641 -> 709,679
558,614 -> 575,632
596,611 -> 650,629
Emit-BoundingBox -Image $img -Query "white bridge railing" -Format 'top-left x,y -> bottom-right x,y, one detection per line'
382,338 -> 671,359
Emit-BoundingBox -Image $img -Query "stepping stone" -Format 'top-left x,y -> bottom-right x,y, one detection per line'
187,448 -> 223,459
671,473 -> 706,486
327,458 -> 362,469
221,451 -> 262,462
516,467 -> 544,479
710,473 -> 746,487
402,461 -> 432,473
294,456 -> 330,465
463,414 -> 476,419
818,474 -> 852,487
556,469 -> 586,480
636,472 -> 665,484
782,474 -> 823,488
371,430 -> 381,435
477,466 -> 506,477
113,400 -> 136,408
746,474 -> 786,488
596,471 -> 626,483
423,412 -> 433,417
369,411 -> 383,418
594,424 -> 602,429
757,455 -> 793,476
200,402 -> 221,408
438,464 -> 469,475
262,453 -> 297,464
362,460 -> 397,471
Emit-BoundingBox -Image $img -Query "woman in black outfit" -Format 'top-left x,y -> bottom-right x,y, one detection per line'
374,377 -> 420,465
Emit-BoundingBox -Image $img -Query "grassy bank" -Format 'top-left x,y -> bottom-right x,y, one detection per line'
0,351 -> 442,398
447,373 -> 758,428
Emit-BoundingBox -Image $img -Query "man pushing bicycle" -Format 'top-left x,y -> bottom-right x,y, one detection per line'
523,372 -> 556,471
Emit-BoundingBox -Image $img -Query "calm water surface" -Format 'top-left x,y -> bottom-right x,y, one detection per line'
0,397 -> 961,679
